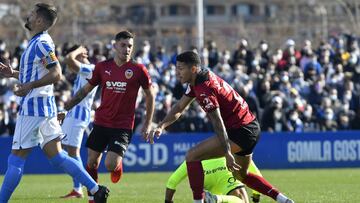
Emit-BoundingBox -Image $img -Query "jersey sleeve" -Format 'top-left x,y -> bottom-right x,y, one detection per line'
166,161 -> 188,190
184,84 -> 196,98
37,40 -> 58,69
87,63 -> 101,86
79,63 -> 95,78
139,64 -> 152,89
197,86 -> 219,113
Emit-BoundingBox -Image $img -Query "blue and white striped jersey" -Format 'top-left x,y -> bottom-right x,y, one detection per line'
66,63 -> 97,123
18,31 -> 59,117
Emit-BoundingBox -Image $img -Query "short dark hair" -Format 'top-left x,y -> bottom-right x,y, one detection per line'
115,31 -> 134,41
64,44 -> 80,55
35,3 -> 58,27
176,51 -> 201,68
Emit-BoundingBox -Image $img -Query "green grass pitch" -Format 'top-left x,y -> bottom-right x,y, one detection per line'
1,168 -> 359,202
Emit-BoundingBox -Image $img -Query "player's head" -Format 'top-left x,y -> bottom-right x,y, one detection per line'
175,51 -> 201,84
113,31 -> 134,62
25,3 -> 57,31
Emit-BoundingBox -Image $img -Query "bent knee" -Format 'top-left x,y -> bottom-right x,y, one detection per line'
105,162 -> 118,171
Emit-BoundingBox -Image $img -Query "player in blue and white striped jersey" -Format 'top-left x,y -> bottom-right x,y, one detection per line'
0,3 -> 108,203
60,45 -> 98,199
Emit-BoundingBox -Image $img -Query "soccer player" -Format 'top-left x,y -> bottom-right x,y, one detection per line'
0,3 -> 108,203
150,51 -> 294,203
59,45 -> 98,198
63,30 -> 155,203
166,158 -> 263,203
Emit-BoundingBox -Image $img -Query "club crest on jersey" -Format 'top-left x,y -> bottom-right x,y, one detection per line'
125,69 -> 133,79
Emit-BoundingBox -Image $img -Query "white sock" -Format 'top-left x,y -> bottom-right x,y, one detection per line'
276,193 -> 288,203
194,200 -> 204,203
90,185 -> 99,195
74,187 -> 82,193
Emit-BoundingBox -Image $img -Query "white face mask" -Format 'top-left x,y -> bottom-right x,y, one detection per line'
344,94 -> 352,101
303,110 -> 312,118
330,94 -> 337,100
324,112 -> 334,120
143,45 -> 150,53
260,43 -> 268,51
290,113 -> 298,121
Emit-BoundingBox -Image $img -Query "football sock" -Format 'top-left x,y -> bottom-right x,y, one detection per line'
248,161 -> 262,197
86,165 -> 99,197
0,154 -> 25,203
48,151 -> 98,194
276,193 -> 290,203
242,172 -> 279,200
186,161 -> 204,200
72,156 -> 83,191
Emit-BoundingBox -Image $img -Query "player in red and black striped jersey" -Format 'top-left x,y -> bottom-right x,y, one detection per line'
151,51 -> 294,203
64,31 -> 155,203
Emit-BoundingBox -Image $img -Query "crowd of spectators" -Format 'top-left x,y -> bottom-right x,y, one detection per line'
1,34 -> 360,136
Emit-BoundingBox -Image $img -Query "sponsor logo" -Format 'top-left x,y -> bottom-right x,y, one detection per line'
105,81 -> 127,92
105,70 -> 111,76
125,69 -> 133,79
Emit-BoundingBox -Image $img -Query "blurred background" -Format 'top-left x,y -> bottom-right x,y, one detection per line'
0,1 -> 360,202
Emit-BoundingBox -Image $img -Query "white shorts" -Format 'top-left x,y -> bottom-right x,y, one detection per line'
12,116 -> 64,149
61,117 -> 88,148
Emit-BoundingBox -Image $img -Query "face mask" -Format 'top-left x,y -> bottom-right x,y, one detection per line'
324,112 -> 334,120
330,94 -> 337,100
304,110 -> 312,118
344,94 -> 352,101
260,43 -> 268,51
290,114 -> 298,121
281,75 -> 289,82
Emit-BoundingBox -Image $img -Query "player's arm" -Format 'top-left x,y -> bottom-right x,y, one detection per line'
64,82 -> 95,111
65,46 -> 87,73
14,63 -> 62,97
207,108 -> 240,172
141,86 -> 155,133
158,95 -> 194,129
148,95 -> 194,143
165,161 -> 188,202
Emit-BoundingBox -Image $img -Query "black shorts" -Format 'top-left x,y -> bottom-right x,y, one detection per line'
227,119 -> 261,156
86,124 -> 133,156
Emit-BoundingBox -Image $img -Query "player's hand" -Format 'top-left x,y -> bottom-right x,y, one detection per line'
14,83 -> 32,97
78,46 -> 88,58
0,62 -> 14,78
225,151 -> 240,172
57,111 -> 67,125
148,125 -> 163,144
141,122 -> 151,142
64,100 -> 72,111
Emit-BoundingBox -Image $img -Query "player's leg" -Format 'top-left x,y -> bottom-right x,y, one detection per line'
229,120 -> 293,203
0,115 -> 39,203
105,128 -> 132,183
248,161 -> 262,203
0,149 -> 31,203
41,117 -> 109,203
85,124 -> 108,202
205,189 -> 245,203
61,119 -> 86,198
185,135 -> 241,203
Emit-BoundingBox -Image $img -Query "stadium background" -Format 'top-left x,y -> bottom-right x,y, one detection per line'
0,0 -> 360,202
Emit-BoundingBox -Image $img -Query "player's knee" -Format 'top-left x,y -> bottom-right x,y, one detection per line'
104,162 -> 117,171
87,159 -> 100,169
233,169 -> 247,181
185,149 -> 199,162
